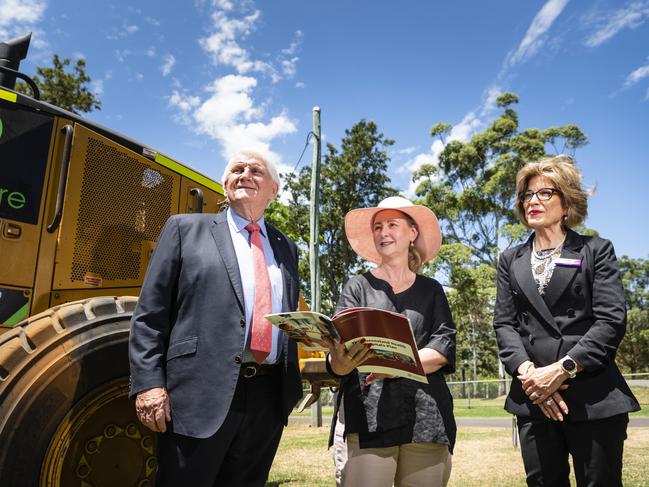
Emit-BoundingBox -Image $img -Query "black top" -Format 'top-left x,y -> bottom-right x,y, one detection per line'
494,229 -> 640,420
328,272 -> 457,453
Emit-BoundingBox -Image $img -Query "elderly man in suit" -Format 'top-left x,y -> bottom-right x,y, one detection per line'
129,149 -> 302,487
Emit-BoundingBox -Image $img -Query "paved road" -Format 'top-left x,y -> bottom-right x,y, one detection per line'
290,416 -> 649,427
456,417 -> 649,428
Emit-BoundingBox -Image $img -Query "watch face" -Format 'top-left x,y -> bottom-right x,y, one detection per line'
563,359 -> 576,371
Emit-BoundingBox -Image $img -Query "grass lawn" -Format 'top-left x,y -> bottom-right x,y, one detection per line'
276,386 -> 648,485
268,424 -> 649,487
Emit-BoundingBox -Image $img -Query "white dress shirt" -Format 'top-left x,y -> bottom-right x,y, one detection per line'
227,207 -> 284,364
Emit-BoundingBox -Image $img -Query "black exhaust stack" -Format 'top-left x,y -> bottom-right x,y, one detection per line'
0,33 -> 32,90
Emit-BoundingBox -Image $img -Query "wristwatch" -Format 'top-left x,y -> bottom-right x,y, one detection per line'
560,357 -> 577,379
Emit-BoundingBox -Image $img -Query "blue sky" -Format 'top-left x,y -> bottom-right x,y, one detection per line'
2,0 -> 647,258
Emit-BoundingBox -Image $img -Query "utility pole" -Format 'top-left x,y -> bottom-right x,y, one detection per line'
309,106 -> 322,314
309,106 -> 322,427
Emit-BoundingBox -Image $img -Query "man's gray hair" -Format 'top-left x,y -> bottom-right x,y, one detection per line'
221,149 -> 281,189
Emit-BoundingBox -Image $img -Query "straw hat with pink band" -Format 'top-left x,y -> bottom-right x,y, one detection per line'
344,196 -> 442,264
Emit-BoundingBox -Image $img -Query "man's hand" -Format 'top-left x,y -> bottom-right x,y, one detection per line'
136,387 -> 171,432
324,337 -> 372,376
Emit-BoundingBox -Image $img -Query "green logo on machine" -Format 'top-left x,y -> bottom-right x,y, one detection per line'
0,117 -> 4,139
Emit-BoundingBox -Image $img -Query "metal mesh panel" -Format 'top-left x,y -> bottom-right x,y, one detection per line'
70,137 -> 174,282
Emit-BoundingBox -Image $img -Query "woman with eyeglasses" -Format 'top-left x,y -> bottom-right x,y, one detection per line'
493,155 -> 639,487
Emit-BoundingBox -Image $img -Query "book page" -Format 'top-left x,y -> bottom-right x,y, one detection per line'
265,311 -> 339,351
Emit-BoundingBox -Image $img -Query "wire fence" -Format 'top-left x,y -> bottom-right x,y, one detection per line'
302,372 -> 649,413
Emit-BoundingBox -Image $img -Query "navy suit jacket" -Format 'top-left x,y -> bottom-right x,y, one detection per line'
494,229 -> 640,420
129,210 -> 302,438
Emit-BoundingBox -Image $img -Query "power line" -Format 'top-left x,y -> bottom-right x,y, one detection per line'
292,131 -> 317,173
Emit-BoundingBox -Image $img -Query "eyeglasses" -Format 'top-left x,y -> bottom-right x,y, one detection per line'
520,188 -> 560,202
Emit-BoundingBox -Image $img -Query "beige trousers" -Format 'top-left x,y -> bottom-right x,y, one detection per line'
333,408 -> 452,487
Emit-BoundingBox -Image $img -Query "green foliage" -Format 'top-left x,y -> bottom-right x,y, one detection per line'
266,119 -> 396,313
15,54 -> 101,113
415,92 -> 588,267
430,122 -> 452,143
618,256 -> 649,373
496,92 -> 519,107
429,244 -> 499,377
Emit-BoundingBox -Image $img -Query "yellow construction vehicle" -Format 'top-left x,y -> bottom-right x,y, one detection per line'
0,33 -> 332,486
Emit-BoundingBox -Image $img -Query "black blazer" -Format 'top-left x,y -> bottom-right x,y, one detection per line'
494,229 -> 640,420
128,211 -> 302,438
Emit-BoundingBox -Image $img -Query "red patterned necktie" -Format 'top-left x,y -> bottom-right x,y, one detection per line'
245,222 -> 273,364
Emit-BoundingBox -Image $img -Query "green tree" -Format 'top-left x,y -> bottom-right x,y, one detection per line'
415,92 -> 588,267
429,244 -> 499,379
266,119 -> 396,314
617,256 -> 649,373
415,93 -> 588,379
16,54 -> 101,113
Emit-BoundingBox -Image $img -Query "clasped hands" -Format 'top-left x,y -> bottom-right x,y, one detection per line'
135,386 -> 171,432
518,361 -> 570,422
324,337 -> 395,384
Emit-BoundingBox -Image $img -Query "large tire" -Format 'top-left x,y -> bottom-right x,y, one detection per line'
0,296 -> 157,487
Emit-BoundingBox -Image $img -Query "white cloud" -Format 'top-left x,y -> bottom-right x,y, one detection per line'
213,0 -> 235,11
624,58 -> 649,87
200,9 -> 269,74
91,79 -> 104,96
585,1 -> 649,47
505,0 -> 569,67
295,81 -> 305,89
169,74 -> 296,165
136,73 -> 144,80
281,57 -> 299,78
169,90 -> 201,112
480,85 -> 503,117
161,54 -> 176,76
0,0 -> 45,25
398,146 -> 417,155
0,0 -> 47,43
145,16 -> 161,26
282,30 -> 303,55
107,20 -> 141,40
115,49 -> 131,63
146,46 -> 156,57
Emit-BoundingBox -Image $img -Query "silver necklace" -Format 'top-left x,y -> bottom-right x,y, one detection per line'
531,234 -> 566,275
532,246 -> 561,275
531,234 -> 567,294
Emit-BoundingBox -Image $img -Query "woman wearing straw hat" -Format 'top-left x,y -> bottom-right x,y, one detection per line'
325,196 -> 457,487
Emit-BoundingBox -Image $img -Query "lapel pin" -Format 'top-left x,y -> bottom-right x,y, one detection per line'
555,257 -> 581,267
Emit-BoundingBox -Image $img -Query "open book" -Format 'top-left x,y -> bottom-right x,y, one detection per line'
265,307 -> 427,383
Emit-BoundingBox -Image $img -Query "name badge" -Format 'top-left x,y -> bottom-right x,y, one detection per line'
555,257 -> 581,267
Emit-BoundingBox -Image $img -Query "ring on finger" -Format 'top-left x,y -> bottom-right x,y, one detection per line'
545,399 -> 553,406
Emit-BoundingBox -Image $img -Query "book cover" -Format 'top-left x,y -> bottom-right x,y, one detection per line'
266,308 -> 427,383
